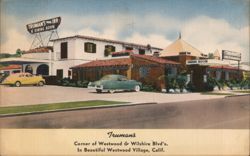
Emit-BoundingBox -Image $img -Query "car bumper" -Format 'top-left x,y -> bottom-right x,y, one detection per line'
88,85 -> 103,90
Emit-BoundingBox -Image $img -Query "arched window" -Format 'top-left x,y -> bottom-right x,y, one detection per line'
37,64 -> 49,75
25,65 -> 33,74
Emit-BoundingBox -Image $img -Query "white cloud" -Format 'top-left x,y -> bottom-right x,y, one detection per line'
181,16 -> 249,62
1,14 -> 249,62
1,28 -> 30,53
124,33 -> 171,48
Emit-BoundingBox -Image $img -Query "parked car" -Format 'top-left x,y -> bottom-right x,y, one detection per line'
88,74 -> 142,93
1,73 -> 46,87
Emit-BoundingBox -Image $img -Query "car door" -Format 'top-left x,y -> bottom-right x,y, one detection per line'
117,76 -> 131,90
21,74 -> 30,84
23,73 -> 34,84
28,74 -> 37,84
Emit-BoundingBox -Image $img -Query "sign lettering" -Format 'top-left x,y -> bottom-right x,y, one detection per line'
26,17 -> 61,34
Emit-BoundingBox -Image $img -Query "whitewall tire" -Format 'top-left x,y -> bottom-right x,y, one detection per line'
135,85 -> 140,92
38,81 -> 44,86
109,90 -> 115,94
15,81 -> 21,87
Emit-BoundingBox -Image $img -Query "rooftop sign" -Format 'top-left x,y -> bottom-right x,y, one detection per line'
222,50 -> 241,61
26,17 -> 61,34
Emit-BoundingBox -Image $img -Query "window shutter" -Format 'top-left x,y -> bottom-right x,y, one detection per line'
93,43 -> 96,53
84,43 -> 87,52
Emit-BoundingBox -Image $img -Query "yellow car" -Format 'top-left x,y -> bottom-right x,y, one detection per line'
1,73 -> 46,87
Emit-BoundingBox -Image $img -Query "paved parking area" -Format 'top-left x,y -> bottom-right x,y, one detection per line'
0,85 -> 233,107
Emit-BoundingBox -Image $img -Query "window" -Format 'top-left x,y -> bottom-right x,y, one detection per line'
61,42 -> 68,59
25,65 -> 33,74
104,45 -> 116,57
216,71 -> 221,80
57,69 -> 63,79
84,42 -> 96,53
139,49 -> 145,55
68,70 -> 72,77
125,47 -> 133,50
165,67 -> 177,76
139,67 -> 149,78
12,70 -> 20,73
153,51 -> 160,57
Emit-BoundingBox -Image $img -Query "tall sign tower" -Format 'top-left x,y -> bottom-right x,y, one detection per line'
26,17 -> 61,49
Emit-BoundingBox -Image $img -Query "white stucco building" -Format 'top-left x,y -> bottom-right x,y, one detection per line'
0,35 -> 162,79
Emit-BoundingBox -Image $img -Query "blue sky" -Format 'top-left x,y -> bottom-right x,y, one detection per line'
1,0 -> 249,61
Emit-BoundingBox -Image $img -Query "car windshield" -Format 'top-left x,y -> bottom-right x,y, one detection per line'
100,75 -> 115,80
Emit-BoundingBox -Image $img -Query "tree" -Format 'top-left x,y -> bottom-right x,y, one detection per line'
15,49 -> 23,57
0,53 -> 11,59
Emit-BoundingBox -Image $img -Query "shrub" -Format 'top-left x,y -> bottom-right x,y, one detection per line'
240,79 -> 250,89
141,85 -> 157,92
76,80 -> 89,88
205,77 -> 216,91
158,74 -> 188,93
176,75 -> 187,92
187,82 -> 196,92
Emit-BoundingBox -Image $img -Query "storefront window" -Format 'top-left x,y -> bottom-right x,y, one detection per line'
216,71 -> 221,80
225,71 -> 229,80
139,67 -> 148,78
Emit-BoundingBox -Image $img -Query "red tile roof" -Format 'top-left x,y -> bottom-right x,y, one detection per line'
132,54 -> 180,65
209,65 -> 241,71
71,54 -> 179,69
50,35 -> 162,50
71,58 -> 131,69
0,65 -> 22,70
23,46 -> 53,54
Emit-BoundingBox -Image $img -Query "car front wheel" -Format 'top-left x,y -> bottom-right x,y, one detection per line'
134,85 -> 140,92
96,89 -> 102,93
15,81 -> 21,87
108,90 -> 115,94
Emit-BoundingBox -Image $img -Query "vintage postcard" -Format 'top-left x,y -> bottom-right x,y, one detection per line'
0,0 -> 249,155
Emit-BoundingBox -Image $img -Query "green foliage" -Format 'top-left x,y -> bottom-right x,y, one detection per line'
187,82 -> 196,92
76,80 -> 89,88
141,85 -> 158,92
240,79 -> 250,89
57,78 -> 89,88
205,77 -> 217,91
15,49 -> 23,57
0,53 -> 12,59
0,49 -> 23,59
208,53 -> 214,59
176,74 -> 187,92
0,100 -> 128,115
158,73 -> 187,93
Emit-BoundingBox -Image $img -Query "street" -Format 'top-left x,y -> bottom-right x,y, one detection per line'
0,95 -> 249,129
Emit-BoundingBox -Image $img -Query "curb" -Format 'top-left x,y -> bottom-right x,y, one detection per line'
0,102 -> 157,118
225,94 -> 250,98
